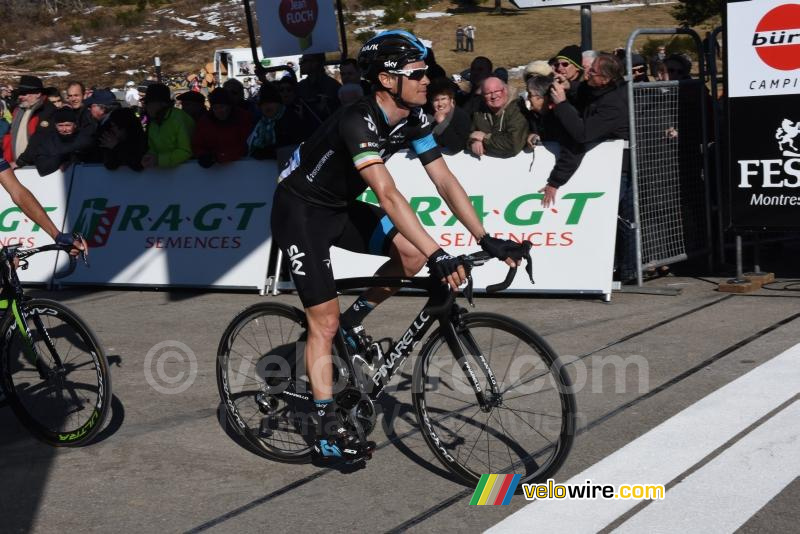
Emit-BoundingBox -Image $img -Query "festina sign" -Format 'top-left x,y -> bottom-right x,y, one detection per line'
510,0 -> 610,8
727,1 -> 800,229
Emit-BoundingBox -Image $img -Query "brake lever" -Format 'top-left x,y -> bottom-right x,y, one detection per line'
463,275 -> 475,307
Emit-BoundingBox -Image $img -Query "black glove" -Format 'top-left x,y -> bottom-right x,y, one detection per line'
479,235 -> 526,262
55,232 -> 75,247
426,248 -> 462,282
198,153 -> 215,168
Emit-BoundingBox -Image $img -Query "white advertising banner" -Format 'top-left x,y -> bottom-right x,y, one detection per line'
256,0 -> 340,57
0,167 -> 71,283
60,161 -> 277,290
727,0 -> 800,98
330,141 -> 624,297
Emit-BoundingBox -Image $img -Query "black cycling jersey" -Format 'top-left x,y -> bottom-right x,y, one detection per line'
278,94 -> 442,208
0,157 -> 9,173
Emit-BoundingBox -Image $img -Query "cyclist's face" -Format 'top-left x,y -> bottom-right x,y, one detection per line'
398,60 -> 429,107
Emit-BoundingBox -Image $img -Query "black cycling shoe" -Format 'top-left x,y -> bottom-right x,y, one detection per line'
312,428 -> 375,465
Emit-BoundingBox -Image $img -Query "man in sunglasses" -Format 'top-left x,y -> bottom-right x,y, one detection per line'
272,30 -> 527,465
553,45 -> 584,105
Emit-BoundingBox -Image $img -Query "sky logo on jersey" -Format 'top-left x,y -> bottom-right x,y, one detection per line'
469,474 -> 521,506
752,4 -> 800,71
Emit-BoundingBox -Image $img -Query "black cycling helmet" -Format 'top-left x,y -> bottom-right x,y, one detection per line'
357,30 -> 428,84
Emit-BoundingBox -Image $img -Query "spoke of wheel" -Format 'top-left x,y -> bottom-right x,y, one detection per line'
460,408 -> 493,469
496,405 -> 562,419
501,365 -> 553,396
493,408 -> 516,472
503,382 -> 559,402
503,405 -> 555,446
499,335 -> 523,387
237,332 -> 263,358
428,391 -> 475,406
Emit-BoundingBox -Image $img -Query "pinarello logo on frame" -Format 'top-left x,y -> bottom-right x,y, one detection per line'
752,4 -> 800,71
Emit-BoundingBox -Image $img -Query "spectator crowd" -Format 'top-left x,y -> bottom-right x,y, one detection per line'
0,43 -> 696,283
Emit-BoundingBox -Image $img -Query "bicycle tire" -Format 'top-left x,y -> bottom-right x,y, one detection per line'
216,302 -> 314,463
0,298 -> 111,446
412,312 -> 576,487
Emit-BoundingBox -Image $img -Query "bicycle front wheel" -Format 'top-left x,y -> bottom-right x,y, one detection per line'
412,312 -> 576,487
0,298 -> 111,446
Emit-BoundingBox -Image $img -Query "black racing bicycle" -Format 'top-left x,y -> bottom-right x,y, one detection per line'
217,245 -> 576,486
0,239 -> 111,446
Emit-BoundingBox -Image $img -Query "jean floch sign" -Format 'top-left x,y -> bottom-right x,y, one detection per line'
256,0 -> 340,57
727,0 -> 800,229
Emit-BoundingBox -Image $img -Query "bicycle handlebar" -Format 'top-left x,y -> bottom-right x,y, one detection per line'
7,232 -> 89,279
461,241 -> 534,293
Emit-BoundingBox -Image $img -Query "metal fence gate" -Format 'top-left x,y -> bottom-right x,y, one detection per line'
626,28 -> 714,285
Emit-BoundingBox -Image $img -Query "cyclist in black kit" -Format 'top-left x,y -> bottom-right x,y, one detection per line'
271,30 -> 527,464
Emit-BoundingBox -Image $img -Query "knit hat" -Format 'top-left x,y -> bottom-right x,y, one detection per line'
555,45 -> 583,70
143,83 -> 172,104
18,75 -> 44,95
208,87 -> 232,106
176,91 -> 206,104
53,107 -> 77,124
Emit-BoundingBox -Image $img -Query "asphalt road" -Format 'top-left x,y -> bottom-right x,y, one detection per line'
1,276 -> 798,533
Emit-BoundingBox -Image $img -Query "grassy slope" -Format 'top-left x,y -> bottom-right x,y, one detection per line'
0,0 -> 706,88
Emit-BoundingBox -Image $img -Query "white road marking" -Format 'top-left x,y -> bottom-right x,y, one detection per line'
614,400 -> 800,533
486,343 -> 800,534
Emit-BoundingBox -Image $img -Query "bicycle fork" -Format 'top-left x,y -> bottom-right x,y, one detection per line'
7,300 -> 63,381
440,311 -> 501,412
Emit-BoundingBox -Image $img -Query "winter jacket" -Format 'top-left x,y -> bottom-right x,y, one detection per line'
431,106 -> 471,154
146,107 -> 195,168
528,107 -> 586,188
247,105 -> 308,160
16,129 -> 89,176
81,108 -> 147,171
2,98 -> 57,163
553,81 -> 629,144
470,98 -> 529,158
192,107 -> 253,165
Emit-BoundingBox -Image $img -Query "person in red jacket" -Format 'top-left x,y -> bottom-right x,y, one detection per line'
2,75 -> 57,166
191,88 -> 253,167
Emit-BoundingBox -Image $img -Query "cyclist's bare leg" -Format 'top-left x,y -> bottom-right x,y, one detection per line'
304,298 -> 340,401
356,232 -> 426,307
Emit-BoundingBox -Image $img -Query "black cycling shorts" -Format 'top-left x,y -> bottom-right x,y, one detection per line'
271,185 -> 398,308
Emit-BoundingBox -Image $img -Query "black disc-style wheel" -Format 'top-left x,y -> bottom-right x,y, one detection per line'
0,299 -> 111,447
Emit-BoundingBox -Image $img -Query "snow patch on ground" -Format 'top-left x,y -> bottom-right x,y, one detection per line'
49,40 -> 103,55
415,12 -> 452,19
43,71 -> 70,77
354,9 -> 386,18
177,30 -> 220,41
172,16 -> 199,27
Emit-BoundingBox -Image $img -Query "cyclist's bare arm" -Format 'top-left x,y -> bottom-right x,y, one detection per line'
424,158 -> 517,267
360,163 -> 440,258
0,166 -> 87,254
0,165 -> 60,239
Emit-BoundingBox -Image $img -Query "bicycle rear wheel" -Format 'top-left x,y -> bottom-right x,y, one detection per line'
216,302 -> 313,462
412,312 -> 576,487
0,298 -> 111,446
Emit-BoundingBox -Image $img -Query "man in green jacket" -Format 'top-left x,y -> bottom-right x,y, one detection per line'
141,83 -> 195,169
467,76 -> 529,158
